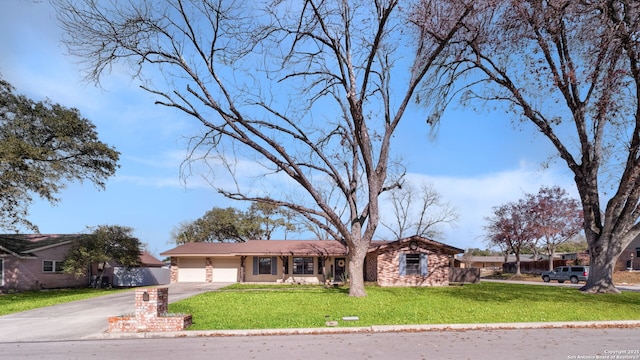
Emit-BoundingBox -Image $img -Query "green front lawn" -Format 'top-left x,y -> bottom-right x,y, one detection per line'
0,288 -> 128,316
169,282 -> 640,330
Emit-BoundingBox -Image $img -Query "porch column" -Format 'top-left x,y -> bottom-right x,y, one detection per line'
205,257 -> 213,282
240,256 -> 247,283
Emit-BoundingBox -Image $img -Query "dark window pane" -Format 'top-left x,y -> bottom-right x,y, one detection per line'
54,261 -> 65,272
258,257 -> 272,275
43,261 -> 54,272
406,254 -> 420,275
293,257 -> 314,275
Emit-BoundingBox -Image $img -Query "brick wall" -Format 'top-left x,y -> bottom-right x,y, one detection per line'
170,257 -> 178,283
616,235 -> 640,271
108,288 -> 192,332
375,242 -> 451,287
364,253 -> 377,282
205,257 -> 212,282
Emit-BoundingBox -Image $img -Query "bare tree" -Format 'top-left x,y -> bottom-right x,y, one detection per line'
381,181 -> 459,240
415,0 -> 640,292
52,0 -> 472,296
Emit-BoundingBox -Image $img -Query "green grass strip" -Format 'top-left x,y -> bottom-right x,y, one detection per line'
169,282 -> 640,330
0,288 -> 129,316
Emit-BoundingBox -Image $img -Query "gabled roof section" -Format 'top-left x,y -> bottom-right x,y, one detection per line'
0,234 -> 86,258
139,251 -> 166,267
369,235 -> 464,255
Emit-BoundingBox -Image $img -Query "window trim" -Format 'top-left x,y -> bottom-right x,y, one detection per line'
252,256 -> 277,275
43,260 -> 64,273
399,253 -> 428,276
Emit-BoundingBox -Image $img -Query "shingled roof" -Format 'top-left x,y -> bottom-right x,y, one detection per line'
161,240 -> 350,257
160,237 -> 463,257
0,234 -> 87,258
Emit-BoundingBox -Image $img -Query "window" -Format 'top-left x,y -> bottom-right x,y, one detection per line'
253,256 -> 277,275
399,253 -> 428,276
405,254 -> 420,275
43,260 -> 64,273
258,257 -> 272,275
293,257 -> 314,275
0,258 -> 3,286
636,247 -> 640,257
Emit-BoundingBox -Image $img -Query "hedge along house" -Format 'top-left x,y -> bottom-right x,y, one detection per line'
160,236 -> 463,287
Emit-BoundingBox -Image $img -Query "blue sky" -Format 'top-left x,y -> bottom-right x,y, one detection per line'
0,1 -> 577,256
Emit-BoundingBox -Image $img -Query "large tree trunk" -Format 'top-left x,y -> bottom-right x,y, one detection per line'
581,233 -> 623,294
514,254 -> 522,276
348,241 -> 370,297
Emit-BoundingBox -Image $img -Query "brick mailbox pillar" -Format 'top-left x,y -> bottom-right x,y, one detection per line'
108,287 -> 192,333
136,288 -> 168,321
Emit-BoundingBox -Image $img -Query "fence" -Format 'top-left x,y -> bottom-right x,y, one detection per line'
112,267 -> 171,287
449,268 -> 481,284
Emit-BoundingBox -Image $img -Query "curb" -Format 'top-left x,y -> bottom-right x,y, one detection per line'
85,320 -> 640,340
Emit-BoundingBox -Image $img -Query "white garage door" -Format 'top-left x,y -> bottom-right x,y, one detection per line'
212,258 -> 239,282
178,258 -> 207,282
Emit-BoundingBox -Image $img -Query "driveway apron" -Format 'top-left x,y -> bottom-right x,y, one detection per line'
0,282 -> 228,343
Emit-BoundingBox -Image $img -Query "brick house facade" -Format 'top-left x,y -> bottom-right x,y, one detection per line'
617,234 -> 640,271
0,234 -> 89,292
365,237 -> 460,286
161,236 -> 463,287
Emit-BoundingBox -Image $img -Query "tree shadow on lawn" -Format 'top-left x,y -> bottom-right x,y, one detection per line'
444,282 -> 640,308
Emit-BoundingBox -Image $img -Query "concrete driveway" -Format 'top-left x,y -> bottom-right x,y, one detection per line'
0,282 -> 228,343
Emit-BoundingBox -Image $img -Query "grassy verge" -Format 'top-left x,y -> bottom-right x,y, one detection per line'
482,271 -> 640,284
169,282 -> 640,330
0,288 -> 129,316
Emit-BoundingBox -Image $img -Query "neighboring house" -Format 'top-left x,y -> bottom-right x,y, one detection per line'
160,235 -> 463,287
456,255 -> 544,270
558,251 -> 590,264
456,255 -> 513,270
0,234 -> 169,292
617,235 -> 640,271
0,234 -> 89,292
456,254 -> 569,274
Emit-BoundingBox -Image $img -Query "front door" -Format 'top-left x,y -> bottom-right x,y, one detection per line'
334,258 -> 346,282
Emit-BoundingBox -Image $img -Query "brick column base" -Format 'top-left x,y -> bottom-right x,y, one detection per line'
108,288 -> 192,332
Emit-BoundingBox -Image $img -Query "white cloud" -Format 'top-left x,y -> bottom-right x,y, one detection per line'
382,160 -> 577,250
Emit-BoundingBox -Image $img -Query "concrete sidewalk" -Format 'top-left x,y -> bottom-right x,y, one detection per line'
0,282 -> 228,343
88,319 -> 640,340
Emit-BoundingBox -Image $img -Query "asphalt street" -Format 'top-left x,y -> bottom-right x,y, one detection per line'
1,327 -> 639,360
0,279 -> 639,359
